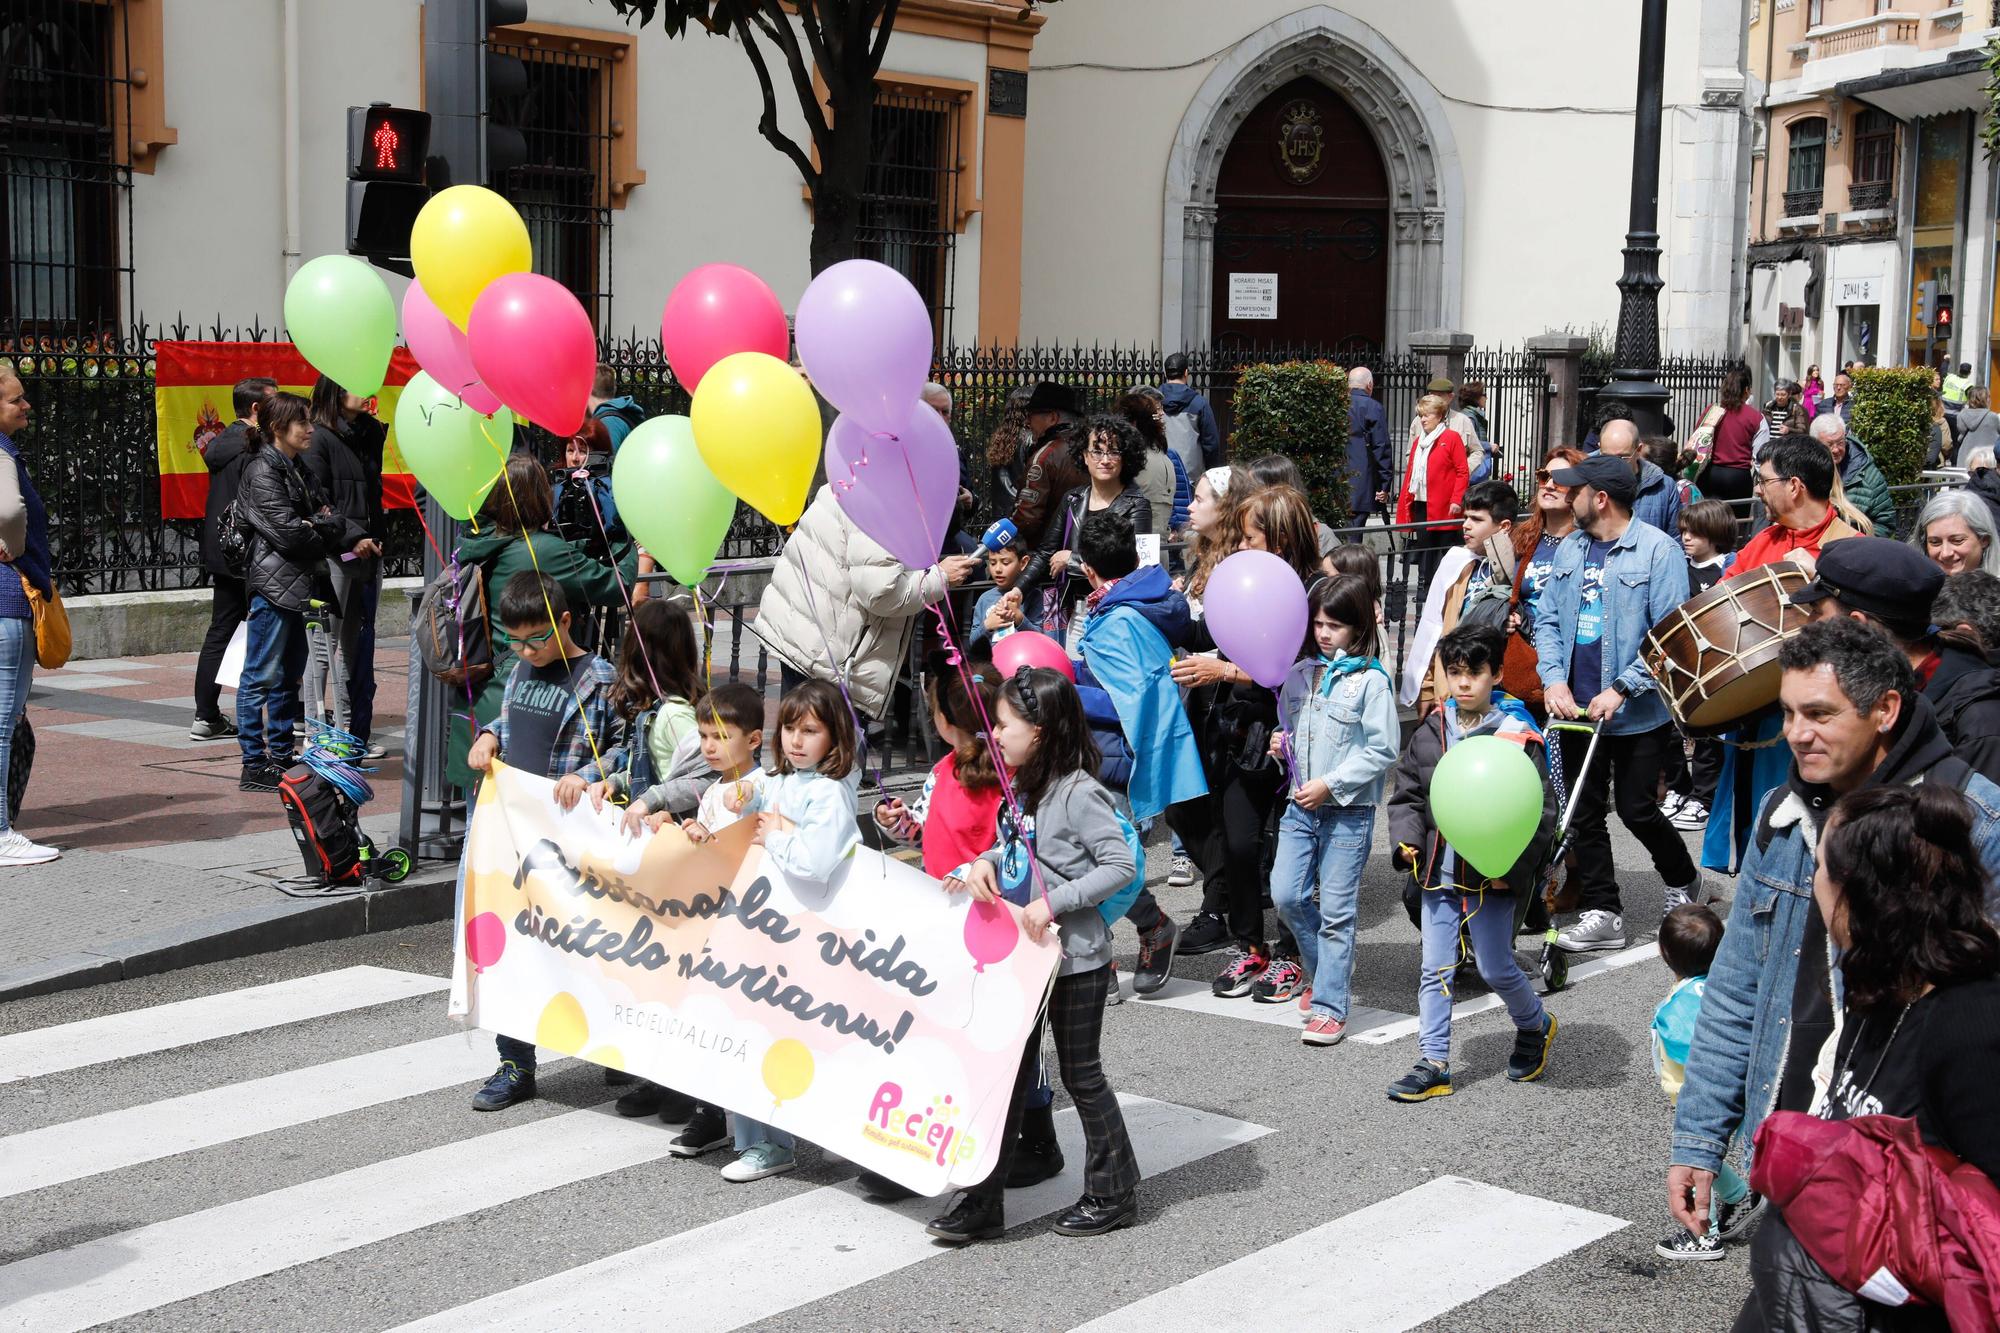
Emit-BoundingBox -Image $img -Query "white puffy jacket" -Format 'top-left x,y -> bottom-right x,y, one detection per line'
748,487 -> 949,719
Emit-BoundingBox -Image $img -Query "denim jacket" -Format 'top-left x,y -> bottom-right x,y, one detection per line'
1275,655 -> 1399,808
1531,519 -> 1688,736
1670,750 -> 2000,1177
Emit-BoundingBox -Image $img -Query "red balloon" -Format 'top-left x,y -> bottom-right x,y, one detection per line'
465,911 -> 507,974
467,273 -> 595,436
990,630 -> 1075,683
661,263 -> 790,393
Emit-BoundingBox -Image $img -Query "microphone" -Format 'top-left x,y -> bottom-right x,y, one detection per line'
978,518 -> 1018,555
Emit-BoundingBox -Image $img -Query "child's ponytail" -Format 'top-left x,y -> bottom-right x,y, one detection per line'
927,666 -> 1001,792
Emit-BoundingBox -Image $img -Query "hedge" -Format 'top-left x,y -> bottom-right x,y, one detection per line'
1231,361 -> 1352,524
1850,366 -> 1935,488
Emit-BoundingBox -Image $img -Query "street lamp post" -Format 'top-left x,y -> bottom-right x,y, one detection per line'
1602,0 -> 1673,439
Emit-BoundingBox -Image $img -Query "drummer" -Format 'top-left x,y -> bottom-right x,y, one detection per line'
1701,437 -> 1861,874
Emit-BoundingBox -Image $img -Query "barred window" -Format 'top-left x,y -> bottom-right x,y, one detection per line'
489,36 -> 614,331
859,87 -> 964,345
1,0 -> 135,337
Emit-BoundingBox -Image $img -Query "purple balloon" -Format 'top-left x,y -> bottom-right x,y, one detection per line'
1203,550 -> 1308,689
795,259 -> 933,436
826,405 -> 961,570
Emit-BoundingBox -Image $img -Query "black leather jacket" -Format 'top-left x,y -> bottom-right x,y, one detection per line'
1022,481 -> 1153,603
237,446 -> 365,611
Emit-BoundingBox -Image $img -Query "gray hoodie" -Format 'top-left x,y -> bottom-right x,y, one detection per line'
979,769 -> 1136,976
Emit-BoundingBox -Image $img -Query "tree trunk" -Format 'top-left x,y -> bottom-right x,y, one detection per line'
807,78 -> 875,275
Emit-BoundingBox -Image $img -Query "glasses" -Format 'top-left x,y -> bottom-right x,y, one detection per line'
498,626 -> 558,649
1754,472 -> 1786,491
1085,444 -> 1122,460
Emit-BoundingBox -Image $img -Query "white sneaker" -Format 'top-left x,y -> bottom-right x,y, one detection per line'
1659,792 -> 1685,820
0,830 -> 60,866
1670,800 -> 1710,832
720,1142 -> 796,1182
1556,909 -> 1627,952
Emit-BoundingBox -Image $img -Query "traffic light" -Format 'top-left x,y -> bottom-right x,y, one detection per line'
485,1 -> 530,183
1936,293 -> 1955,333
1917,279 -> 1937,328
346,104 -> 432,275
422,0 -> 529,190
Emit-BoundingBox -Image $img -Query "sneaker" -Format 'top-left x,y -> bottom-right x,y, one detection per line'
1250,958 -> 1305,1003
1556,909 -> 1627,952
1176,912 -> 1229,955
1670,799 -> 1710,832
362,742 -> 389,761
667,1108 -> 730,1158
1302,1014 -> 1347,1046
1165,854 -> 1196,888
471,1061 -> 535,1111
1713,1191 -> 1766,1241
1104,962 -> 1125,1007
1507,1012 -> 1557,1082
1387,1058 -> 1454,1103
1661,880 -> 1700,914
189,715 -> 238,741
1654,1225 -> 1725,1261
720,1141 -> 796,1182
1133,916 -> 1178,995
239,763 -> 281,793
0,830 -> 60,867
613,1081 -> 667,1117
1658,791 -> 1685,820
1209,946 -> 1268,998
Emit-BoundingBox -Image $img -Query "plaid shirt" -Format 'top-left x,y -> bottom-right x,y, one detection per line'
486,652 -> 624,780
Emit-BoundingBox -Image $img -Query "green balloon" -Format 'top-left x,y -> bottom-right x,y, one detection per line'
1429,734 -> 1545,881
613,415 -> 735,587
284,255 -> 397,397
393,371 -> 510,519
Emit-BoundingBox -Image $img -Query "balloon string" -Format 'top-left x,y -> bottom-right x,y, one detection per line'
480,418 -> 611,780
412,499 -> 481,764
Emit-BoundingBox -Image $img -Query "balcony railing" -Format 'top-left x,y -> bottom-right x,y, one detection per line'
1784,186 -> 1825,217
1808,13 -> 1921,59
1847,181 -> 1892,210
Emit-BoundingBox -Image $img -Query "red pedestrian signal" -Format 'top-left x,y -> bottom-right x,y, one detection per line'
346,105 -> 430,184
1937,294 -> 1955,330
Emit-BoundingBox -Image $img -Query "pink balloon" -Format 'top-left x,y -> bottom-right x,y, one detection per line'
465,911 -> 507,974
991,630 -> 1076,683
402,279 -> 503,416
1203,550 -> 1309,689
795,259 -> 933,435
661,263 -> 791,393
826,405 -> 960,570
963,898 -> 1019,973
467,273 -> 595,436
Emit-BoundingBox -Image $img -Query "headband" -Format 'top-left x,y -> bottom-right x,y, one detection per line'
1203,466 -> 1233,498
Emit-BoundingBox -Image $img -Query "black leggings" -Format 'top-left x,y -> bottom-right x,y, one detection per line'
1168,764 -> 1283,948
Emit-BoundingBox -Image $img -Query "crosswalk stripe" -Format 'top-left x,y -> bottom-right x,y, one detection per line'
1068,1175 -> 1627,1333
0,1035 -> 565,1199
0,966 -> 449,1083
1348,940 -> 1660,1045
1124,975 -> 1413,1033
0,1107 -> 682,1333
391,1095 -> 1273,1332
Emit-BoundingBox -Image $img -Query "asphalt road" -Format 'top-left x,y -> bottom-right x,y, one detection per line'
0,813 -> 1756,1332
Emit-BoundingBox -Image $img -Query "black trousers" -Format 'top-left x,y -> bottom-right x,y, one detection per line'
1560,723 -> 1697,916
1664,734 -> 1723,810
1403,501 -> 1452,594
193,574 -> 249,723
1168,763 -> 1283,948
970,965 -> 1137,1204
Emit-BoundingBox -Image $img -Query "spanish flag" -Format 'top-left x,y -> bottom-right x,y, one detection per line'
155,342 -> 422,520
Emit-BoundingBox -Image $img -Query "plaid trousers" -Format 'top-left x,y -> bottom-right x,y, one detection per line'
971,963 -> 1139,1203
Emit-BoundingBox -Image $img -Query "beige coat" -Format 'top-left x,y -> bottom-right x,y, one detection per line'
749,487 -> 949,719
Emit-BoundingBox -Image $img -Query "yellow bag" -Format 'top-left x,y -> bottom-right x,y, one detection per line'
20,574 -> 70,670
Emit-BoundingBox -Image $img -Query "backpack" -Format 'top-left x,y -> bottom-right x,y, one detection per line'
278,763 -> 366,886
1161,409 -> 1203,480
994,792 -> 1147,927
414,555 -> 496,693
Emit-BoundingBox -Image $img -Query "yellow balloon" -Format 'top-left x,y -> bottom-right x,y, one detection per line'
410,185 -> 532,328
761,1038 -> 815,1105
534,991 -> 590,1055
583,1045 -> 625,1073
690,351 -> 822,527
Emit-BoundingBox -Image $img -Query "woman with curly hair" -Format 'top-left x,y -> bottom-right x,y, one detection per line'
1181,465 -> 1245,614
1734,782 -> 2000,1330
1021,413 -> 1153,631
984,384 -> 1036,515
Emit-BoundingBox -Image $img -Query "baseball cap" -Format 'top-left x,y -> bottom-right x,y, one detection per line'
1787,536 -> 1944,621
1548,454 -> 1640,506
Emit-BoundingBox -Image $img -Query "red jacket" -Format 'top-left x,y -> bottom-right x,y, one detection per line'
1395,428 -> 1468,531
1751,1110 -> 2000,1328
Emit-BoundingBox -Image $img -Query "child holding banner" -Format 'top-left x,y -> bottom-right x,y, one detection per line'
929,667 -> 1140,1243
712,679 -> 863,1183
464,572 -> 624,1113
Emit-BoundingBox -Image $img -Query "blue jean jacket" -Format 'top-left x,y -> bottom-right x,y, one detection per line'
1671,771 -> 2000,1176
1531,520 -> 1688,736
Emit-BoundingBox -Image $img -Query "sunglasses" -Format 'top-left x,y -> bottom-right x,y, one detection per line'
498,626 -> 559,649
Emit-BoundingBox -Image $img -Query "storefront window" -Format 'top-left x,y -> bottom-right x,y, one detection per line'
1908,115 -> 1968,362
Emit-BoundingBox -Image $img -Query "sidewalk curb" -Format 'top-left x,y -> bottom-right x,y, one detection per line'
0,863 -> 458,1003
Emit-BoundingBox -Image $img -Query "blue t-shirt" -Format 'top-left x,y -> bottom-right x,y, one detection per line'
1520,532 -> 1565,633
1568,537 -> 1616,699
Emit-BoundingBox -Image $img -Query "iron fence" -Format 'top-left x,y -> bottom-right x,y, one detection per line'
1581,350 -> 1742,448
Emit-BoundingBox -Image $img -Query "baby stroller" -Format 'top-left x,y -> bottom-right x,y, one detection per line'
277,721 -> 411,892
1523,719 -> 1604,994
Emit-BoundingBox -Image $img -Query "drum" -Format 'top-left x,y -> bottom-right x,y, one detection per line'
1643,563 -> 1813,735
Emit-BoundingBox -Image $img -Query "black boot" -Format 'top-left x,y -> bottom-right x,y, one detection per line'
926,1192 -> 1004,1244
1006,1102 -> 1065,1188
1052,1191 -> 1138,1236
